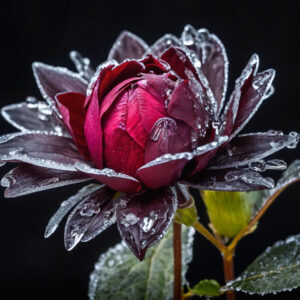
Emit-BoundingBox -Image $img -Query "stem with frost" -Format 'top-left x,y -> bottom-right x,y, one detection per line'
173,222 -> 182,300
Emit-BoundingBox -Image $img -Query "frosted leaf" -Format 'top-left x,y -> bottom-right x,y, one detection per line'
108,31 -> 149,63
64,185 -> 115,250
32,62 -> 88,117
88,225 -> 195,300
69,50 -> 95,80
0,131 -> 86,171
253,160 -> 300,215
223,233 -> 300,294
1,164 -> 91,198
1,101 -> 68,135
208,132 -> 298,170
146,34 -> 183,57
75,162 -> 141,193
183,168 -> 274,191
181,25 -> 229,114
44,184 -> 101,238
115,187 -> 177,260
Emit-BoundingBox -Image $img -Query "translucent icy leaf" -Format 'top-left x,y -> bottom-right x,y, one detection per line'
69,50 -> 95,80
190,279 -> 221,297
115,187 -> 177,260
89,225 -> 195,300
0,131 -> 86,171
1,100 -> 68,135
44,184 -> 101,238
1,164 -> 91,198
64,185 -> 116,250
252,160 -> 300,215
108,31 -> 149,62
224,234 -> 300,294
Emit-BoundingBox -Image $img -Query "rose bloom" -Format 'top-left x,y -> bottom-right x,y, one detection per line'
0,25 -> 299,259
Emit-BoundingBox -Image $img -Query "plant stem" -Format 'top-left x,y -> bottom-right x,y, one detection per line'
193,221 -> 227,254
223,251 -> 236,300
173,222 -> 182,300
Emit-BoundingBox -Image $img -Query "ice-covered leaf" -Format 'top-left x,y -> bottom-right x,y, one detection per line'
190,279 -> 221,297
69,50 -> 95,80
252,159 -> 300,215
44,184 -> 101,238
64,185 -> 116,250
1,99 -> 67,134
89,225 -> 194,300
108,31 -> 148,62
115,187 -> 177,260
32,62 -> 88,116
0,131 -> 85,171
1,164 -> 91,198
208,132 -> 299,170
224,234 -> 300,295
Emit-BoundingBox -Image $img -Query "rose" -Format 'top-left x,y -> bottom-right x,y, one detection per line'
1,26 -> 298,259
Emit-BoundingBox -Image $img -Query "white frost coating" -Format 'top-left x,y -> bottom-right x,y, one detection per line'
138,136 -> 228,170
1,101 -> 69,136
44,184 -> 102,238
86,60 -> 117,96
32,62 -> 88,117
69,50 -> 95,80
75,162 -> 140,183
0,130 -> 86,171
208,131 -> 298,170
229,68 -> 275,141
108,30 -> 149,61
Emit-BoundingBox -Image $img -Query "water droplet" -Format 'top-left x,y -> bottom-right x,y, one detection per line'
26,96 -> 38,108
150,118 -> 177,142
224,172 -> 239,182
120,213 -> 140,227
267,130 -> 283,136
141,211 -> 158,233
80,201 -> 101,217
265,159 -> 287,170
287,131 -> 299,149
38,113 -> 49,121
182,25 -> 195,46
248,160 -> 266,172
108,259 -> 115,267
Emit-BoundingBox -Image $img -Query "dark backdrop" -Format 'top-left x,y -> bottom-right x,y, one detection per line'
0,1 -> 299,299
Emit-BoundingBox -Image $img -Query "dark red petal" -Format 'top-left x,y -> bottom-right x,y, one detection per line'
0,132 -> 85,171
108,31 -> 148,63
115,187 -> 177,260
183,168 -> 274,191
136,137 -> 227,189
138,73 -> 176,104
147,34 -> 183,57
141,55 -> 169,74
32,62 -> 88,115
181,26 -> 228,114
144,118 -> 191,163
231,69 -> 275,139
57,92 -> 90,158
64,185 -> 115,250
208,132 -> 298,170
75,162 -> 142,193
168,80 -> 209,134
102,90 -> 145,176
84,79 -> 103,168
1,164 -> 90,198
136,86 -> 167,132
161,47 -> 199,80
221,54 -> 259,137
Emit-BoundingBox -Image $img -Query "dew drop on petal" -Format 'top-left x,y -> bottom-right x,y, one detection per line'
248,160 -> 266,172
265,159 -> 287,170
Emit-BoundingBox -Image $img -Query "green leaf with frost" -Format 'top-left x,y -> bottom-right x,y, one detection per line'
89,225 -> 194,300
190,279 -> 221,297
223,233 -> 300,295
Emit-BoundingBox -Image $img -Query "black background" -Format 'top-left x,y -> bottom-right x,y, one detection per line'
0,1 -> 299,299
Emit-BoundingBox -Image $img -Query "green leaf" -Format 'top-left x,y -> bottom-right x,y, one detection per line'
175,200 -> 198,226
224,233 -> 300,295
89,225 -> 194,300
190,279 -> 221,297
252,160 -> 300,215
201,191 -> 255,238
